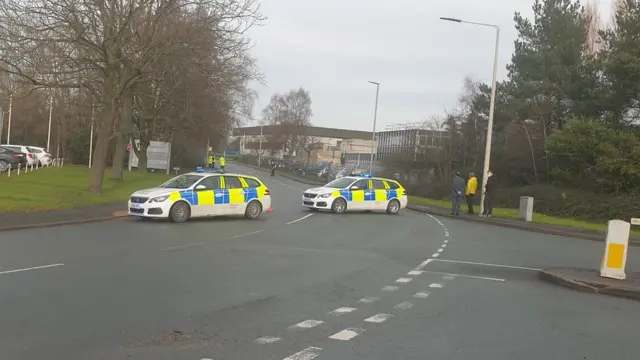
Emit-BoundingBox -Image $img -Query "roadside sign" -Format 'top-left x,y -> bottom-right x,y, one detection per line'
631,218 -> 640,226
128,139 -> 171,174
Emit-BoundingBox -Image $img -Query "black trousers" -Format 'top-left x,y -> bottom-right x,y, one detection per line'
466,194 -> 475,214
483,194 -> 493,215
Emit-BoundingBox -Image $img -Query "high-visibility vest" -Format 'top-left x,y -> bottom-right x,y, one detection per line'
208,156 -> 213,164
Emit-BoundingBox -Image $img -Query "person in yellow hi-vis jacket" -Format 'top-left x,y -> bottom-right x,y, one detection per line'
219,155 -> 225,170
465,172 -> 478,215
208,154 -> 214,169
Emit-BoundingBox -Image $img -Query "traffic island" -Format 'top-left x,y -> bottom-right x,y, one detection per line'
539,267 -> 640,301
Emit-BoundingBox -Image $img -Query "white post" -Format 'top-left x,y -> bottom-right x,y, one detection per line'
89,102 -> 94,168
47,94 -> 53,152
519,196 -> 534,222
17,163 -> 21,175
7,164 -> 11,177
258,125 -> 263,167
600,220 -> 630,280
6,93 -> 12,144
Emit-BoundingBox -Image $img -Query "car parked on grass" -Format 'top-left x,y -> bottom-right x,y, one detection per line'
2,145 -> 38,166
25,146 -> 52,166
0,146 -> 28,172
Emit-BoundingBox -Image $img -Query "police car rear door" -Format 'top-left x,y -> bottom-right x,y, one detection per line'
223,175 -> 245,215
370,179 -> 388,210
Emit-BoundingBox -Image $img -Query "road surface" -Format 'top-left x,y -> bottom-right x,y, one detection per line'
1,164 -> 639,360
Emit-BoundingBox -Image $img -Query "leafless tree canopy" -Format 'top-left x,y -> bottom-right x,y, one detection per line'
0,0 -> 264,192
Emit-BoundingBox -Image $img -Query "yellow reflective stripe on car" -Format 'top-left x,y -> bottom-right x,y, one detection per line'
331,189 -> 340,198
374,189 -> 387,201
168,191 -> 181,201
196,190 -> 214,205
382,181 -> 391,189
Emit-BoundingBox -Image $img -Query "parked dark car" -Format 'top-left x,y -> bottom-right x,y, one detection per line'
0,146 -> 27,172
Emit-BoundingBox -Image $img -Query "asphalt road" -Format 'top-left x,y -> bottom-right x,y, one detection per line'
1,164 -> 639,360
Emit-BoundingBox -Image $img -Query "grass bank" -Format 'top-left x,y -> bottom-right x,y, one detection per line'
0,166 -> 171,213
408,195 -> 640,237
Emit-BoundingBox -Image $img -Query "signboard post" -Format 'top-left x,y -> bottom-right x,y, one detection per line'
0,109 -> 4,143
128,140 -> 172,174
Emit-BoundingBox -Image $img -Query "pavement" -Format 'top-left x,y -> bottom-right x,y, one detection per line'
539,267 -> 640,300
0,203 -> 127,231
1,163 -> 640,359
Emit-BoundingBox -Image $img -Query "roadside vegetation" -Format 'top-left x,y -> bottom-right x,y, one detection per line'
0,167 -> 170,213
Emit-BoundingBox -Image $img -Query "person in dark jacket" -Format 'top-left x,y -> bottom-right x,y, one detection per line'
482,169 -> 495,217
451,171 -> 466,215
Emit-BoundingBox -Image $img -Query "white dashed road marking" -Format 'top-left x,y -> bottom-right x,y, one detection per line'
432,252 -> 440,257
413,291 -> 430,298
254,336 -> 281,344
286,213 -> 313,225
407,270 -> 423,276
0,263 -> 64,276
382,285 -> 399,292
289,320 -> 324,330
159,242 -> 205,251
437,248 -> 444,253
328,307 -> 357,316
442,275 -> 456,280
283,346 -> 322,360
429,283 -> 444,288
395,277 -> 413,283
329,328 -> 365,341
357,296 -> 380,304
393,301 -> 414,310
365,313 -> 393,323
230,230 -> 264,239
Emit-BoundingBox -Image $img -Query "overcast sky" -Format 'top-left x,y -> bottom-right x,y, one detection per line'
248,0 -> 614,131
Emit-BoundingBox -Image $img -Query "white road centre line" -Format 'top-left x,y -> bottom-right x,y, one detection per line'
0,263 -> 64,276
437,248 -> 444,253
357,296 -> 380,304
420,270 -> 506,282
431,259 -> 541,271
289,320 -> 324,330
328,307 -> 357,315
413,291 -> 430,298
432,252 -> 440,258
329,328 -> 365,341
283,346 -> 322,360
395,277 -> 413,283
230,230 -> 265,239
442,275 -> 456,280
159,242 -> 205,251
382,285 -> 399,292
415,258 -> 434,270
407,270 -> 423,276
442,243 -> 447,248
365,313 -> 393,323
429,283 -> 444,288
393,301 -> 414,310
254,336 -> 281,344
444,240 -> 449,244
286,213 -> 313,225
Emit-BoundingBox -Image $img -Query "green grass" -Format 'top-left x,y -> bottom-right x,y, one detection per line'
408,195 -> 640,237
0,166 -> 171,213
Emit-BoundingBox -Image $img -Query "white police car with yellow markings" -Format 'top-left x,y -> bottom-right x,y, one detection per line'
301,174 -> 408,214
128,168 -> 272,222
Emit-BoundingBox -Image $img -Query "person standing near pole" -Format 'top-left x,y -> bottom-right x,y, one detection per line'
219,155 -> 225,171
208,153 -> 214,169
451,171 -> 466,216
482,169 -> 495,217
465,172 -> 478,215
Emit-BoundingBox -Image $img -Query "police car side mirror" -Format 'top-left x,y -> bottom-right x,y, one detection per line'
195,185 -> 207,191
349,185 -> 359,190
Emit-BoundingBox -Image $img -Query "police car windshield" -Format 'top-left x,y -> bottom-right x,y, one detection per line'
325,177 -> 355,188
159,174 -> 203,189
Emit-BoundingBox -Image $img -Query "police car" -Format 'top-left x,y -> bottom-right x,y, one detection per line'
301,174 -> 407,214
128,168 -> 272,223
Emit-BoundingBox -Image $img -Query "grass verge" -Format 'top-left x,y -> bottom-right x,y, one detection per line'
408,195 -> 640,237
0,166 -> 171,213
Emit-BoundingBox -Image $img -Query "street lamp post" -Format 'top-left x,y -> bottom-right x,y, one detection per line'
258,124 -> 263,167
440,16 -> 500,216
368,81 -> 380,175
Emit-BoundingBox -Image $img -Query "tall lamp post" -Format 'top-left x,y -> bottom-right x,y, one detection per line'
440,16 -> 500,216
258,124 -> 263,167
368,81 -> 380,175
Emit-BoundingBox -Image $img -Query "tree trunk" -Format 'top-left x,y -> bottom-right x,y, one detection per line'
89,125 -> 112,193
111,86 -> 134,180
137,139 -> 150,172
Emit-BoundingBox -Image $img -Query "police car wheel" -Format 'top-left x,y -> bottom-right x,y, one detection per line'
169,202 -> 191,223
245,200 -> 263,219
331,198 -> 347,214
387,199 -> 400,214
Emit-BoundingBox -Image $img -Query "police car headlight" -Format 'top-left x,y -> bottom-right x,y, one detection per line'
318,193 -> 331,198
150,195 -> 169,203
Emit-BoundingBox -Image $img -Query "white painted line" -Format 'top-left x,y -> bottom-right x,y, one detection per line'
441,244 -> 447,248
444,240 -> 449,244
437,248 -> 444,253
286,213 -> 313,225
429,283 -> 443,288
413,291 -> 430,298
420,270 -> 506,282
431,259 -> 540,271
329,328 -> 365,341
415,258 -> 434,270
393,301 -> 414,310
230,230 -> 264,239
289,320 -> 324,330
159,242 -> 205,251
382,285 -> 399,292
365,313 -> 393,323
358,296 -> 380,304
254,336 -> 281,344
395,277 -> 413,283
432,253 -> 440,257
407,270 -> 423,276
283,346 -> 322,360
442,275 -> 456,280
328,307 -> 357,315
0,263 -> 64,276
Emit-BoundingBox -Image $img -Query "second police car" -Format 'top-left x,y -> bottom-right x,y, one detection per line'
128,168 -> 272,223
301,174 -> 408,214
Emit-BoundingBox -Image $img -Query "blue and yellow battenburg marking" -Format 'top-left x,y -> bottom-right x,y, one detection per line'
331,179 -> 403,203
167,176 -> 266,206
